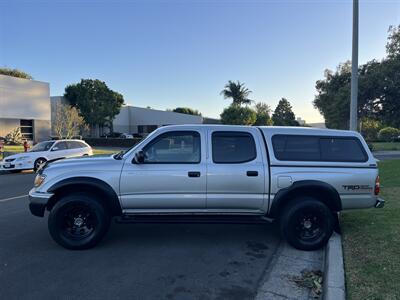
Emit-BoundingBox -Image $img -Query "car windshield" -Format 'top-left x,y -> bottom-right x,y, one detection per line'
29,141 -> 55,152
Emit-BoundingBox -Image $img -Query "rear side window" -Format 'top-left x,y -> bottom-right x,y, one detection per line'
272,135 -> 367,162
320,138 -> 367,162
212,131 -> 256,163
68,141 -> 87,149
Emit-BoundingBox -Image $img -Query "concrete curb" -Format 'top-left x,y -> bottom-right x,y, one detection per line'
323,232 -> 346,300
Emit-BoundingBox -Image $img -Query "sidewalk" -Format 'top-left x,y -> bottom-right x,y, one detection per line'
256,242 -> 324,299
373,150 -> 400,161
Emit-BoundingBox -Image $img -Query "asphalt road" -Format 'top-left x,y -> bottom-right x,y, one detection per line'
0,172 -> 280,300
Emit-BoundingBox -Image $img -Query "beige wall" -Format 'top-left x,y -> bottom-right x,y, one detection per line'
113,106 -> 203,134
0,75 -> 50,120
0,75 -> 51,142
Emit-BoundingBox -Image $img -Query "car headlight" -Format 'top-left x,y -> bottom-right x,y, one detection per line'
34,174 -> 46,187
16,156 -> 30,161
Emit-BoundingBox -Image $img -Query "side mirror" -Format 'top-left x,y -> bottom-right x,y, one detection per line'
134,150 -> 145,164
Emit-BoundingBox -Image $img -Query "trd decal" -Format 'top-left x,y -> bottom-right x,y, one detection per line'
342,185 -> 372,191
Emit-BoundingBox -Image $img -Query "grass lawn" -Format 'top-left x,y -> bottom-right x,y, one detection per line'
341,159 -> 400,300
372,142 -> 400,151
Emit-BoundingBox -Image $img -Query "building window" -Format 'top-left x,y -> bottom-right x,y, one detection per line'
20,119 -> 33,141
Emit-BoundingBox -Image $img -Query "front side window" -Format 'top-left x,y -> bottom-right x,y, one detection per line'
272,135 -> 368,162
142,131 -> 201,163
212,131 -> 256,163
29,141 -> 54,152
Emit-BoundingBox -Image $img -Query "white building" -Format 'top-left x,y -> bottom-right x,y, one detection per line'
51,97 -> 203,136
0,74 -> 51,142
113,105 -> 203,135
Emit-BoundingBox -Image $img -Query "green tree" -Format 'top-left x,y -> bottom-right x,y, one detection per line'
254,102 -> 273,126
313,25 -> 400,129
220,81 -> 253,106
272,98 -> 299,126
0,67 -> 32,80
387,25 -> 400,59
171,107 -> 202,116
64,79 -> 124,135
220,105 -> 257,125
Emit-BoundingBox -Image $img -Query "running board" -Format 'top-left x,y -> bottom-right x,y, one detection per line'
115,215 -> 273,225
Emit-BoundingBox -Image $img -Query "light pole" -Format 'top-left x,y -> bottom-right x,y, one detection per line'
350,0 -> 359,131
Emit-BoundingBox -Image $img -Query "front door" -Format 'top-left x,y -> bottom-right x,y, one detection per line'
206,129 -> 266,211
120,129 -> 207,212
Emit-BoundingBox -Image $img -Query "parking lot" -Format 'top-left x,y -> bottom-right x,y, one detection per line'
0,171 -> 282,300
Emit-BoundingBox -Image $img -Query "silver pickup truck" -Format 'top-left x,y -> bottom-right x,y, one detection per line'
29,125 -> 384,250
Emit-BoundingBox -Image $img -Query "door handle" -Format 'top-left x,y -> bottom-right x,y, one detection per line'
246,171 -> 258,177
188,171 -> 201,177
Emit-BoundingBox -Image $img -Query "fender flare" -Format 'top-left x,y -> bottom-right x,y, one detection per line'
47,176 -> 122,216
268,180 -> 342,218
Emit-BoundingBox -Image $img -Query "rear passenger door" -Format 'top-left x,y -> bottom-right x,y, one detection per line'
66,141 -> 87,157
206,129 -> 266,211
48,141 -> 70,160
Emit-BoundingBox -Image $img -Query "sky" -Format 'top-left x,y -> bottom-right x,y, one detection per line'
0,0 -> 399,123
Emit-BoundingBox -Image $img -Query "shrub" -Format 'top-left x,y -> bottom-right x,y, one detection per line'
5,127 -> 23,145
360,118 -> 382,142
378,127 -> 400,142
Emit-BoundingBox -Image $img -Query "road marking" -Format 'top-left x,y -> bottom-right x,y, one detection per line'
0,195 -> 28,203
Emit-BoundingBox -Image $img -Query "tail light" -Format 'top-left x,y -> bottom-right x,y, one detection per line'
374,175 -> 380,195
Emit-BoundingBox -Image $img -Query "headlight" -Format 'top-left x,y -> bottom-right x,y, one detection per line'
16,156 -> 30,161
34,174 -> 46,187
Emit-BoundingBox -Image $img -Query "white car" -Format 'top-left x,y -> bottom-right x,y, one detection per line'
121,133 -> 134,139
1,139 -> 92,172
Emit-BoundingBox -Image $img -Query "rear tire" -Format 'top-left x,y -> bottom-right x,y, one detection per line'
280,197 -> 334,251
48,193 -> 110,250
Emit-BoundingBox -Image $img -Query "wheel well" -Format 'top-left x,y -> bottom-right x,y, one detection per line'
46,181 -> 122,216
269,182 -> 342,218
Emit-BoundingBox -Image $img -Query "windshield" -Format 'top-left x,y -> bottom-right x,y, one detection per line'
29,141 -> 55,152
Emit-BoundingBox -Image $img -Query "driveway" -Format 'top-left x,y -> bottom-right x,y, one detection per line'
0,172 -> 283,300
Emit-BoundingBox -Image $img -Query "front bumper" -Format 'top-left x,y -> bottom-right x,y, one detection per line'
1,160 -> 33,171
375,197 -> 385,208
28,189 -> 54,217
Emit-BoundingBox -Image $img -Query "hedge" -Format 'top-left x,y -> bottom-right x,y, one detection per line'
83,138 -> 142,148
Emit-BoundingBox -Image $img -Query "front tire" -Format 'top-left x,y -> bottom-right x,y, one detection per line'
48,193 -> 110,250
280,197 -> 334,251
33,158 -> 47,172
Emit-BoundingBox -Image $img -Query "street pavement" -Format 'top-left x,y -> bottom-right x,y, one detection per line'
0,172 -> 282,300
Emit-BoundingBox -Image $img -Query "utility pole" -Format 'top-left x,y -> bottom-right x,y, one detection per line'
350,0 -> 359,131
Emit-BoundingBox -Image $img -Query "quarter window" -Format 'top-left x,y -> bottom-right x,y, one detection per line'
143,131 -> 200,163
212,131 -> 257,163
272,135 -> 367,162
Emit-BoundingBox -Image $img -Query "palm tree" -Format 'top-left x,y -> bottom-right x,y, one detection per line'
220,80 -> 253,106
